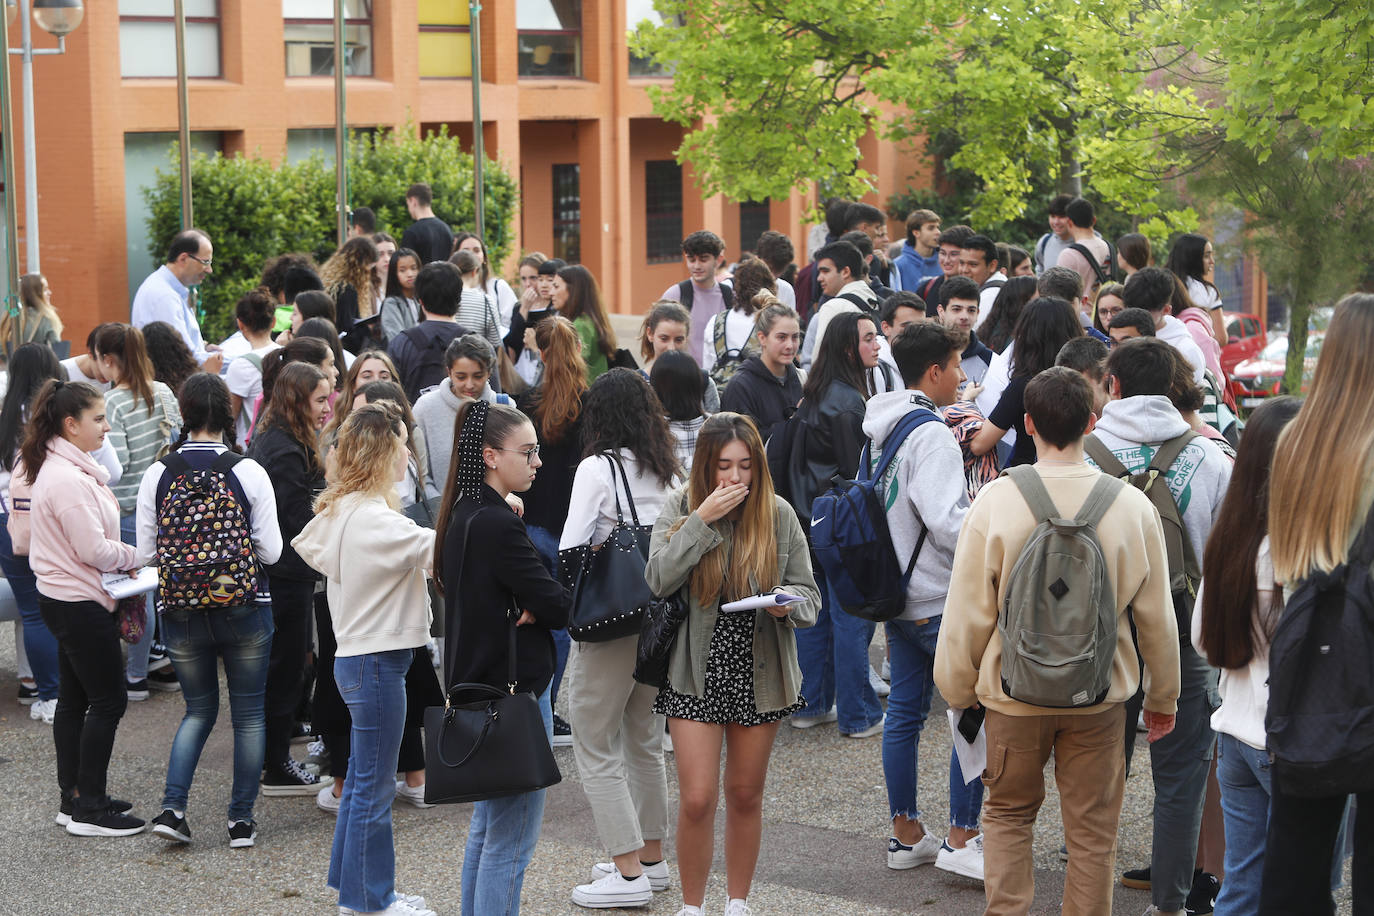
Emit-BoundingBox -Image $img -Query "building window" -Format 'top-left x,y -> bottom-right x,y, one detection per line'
739,200 -> 771,255
284,0 -> 373,77
645,160 -> 683,264
118,0 -> 221,78
285,126 -> 377,165
552,164 -> 581,265
627,0 -> 677,78
419,0 -> 472,78
517,0 -> 581,78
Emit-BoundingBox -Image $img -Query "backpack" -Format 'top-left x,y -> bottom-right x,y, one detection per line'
400,324 -> 454,399
676,279 -> 735,315
980,277 -> 1007,295
1083,432 -> 1200,639
1065,241 -> 1118,285
809,409 -> 944,622
1266,506 -> 1374,797
708,310 -> 756,396
153,451 -> 259,611
998,466 -> 1125,707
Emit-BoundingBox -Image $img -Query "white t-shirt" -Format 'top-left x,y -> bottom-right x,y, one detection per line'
61,357 -> 111,393
225,343 -> 281,445
1186,276 -> 1223,311
701,309 -> 758,373
776,278 -> 797,309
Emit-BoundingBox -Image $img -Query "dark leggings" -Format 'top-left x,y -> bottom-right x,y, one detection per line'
1260,788 -> 1371,915
264,576 -> 315,768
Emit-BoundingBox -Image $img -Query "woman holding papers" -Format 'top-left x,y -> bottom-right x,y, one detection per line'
645,412 -> 820,916
23,379 -> 142,836
559,369 -> 682,910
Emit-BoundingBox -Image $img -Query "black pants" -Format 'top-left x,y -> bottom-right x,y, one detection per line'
264,576 -> 314,768
38,595 -> 128,815
1260,786 -> 1372,915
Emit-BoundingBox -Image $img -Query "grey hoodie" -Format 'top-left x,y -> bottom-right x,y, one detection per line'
862,389 -> 971,620
1088,394 -> 1232,554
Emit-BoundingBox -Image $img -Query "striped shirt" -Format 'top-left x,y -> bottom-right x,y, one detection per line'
105,382 -> 182,515
457,287 -> 502,352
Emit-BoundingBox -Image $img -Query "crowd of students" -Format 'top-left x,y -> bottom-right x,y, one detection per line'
3,188 -> 1370,916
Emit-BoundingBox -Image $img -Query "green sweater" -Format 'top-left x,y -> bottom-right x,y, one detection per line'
574,315 -> 609,383
645,488 -> 820,714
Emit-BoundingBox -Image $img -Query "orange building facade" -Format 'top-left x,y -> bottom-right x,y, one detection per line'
4,0 -> 931,346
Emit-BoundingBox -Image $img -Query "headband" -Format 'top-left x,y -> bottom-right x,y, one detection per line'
455,399 -> 490,500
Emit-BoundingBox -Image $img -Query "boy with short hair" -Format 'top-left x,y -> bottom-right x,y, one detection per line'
660,230 -> 732,365
895,209 -> 942,291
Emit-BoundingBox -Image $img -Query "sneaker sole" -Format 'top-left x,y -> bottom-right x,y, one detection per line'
887,853 -> 937,870
551,734 -> 574,748
126,692 -> 149,702
570,888 -> 653,908
262,783 -> 330,797
789,714 -> 837,729
152,824 -> 191,844
147,656 -> 172,673
66,820 -> 145,837
844,724 -> 885,738
17,696 -> 37,706
55,812 -> 70,827
590,866 -> 669,892
147,682 -> 181,693
228,834 -> 257,848
935,858 -> 984,882
1121,877 -> 1151,890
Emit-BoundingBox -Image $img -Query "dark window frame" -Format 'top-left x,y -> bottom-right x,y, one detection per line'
284,0 -> 374,78
552,163 -> 582,265
645,160 -> 683,265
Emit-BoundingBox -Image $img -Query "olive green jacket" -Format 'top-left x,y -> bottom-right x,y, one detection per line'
645,488 -> 820,714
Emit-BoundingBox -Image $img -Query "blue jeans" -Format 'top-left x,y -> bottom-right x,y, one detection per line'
0,512 -> 58,699
329,648 -> 413,913
118,513 -> 156,681
882,617 -> 983,829
795,566 -> 883,733
526,524 -> 570,708
160,603 -> 274,822
460,688 -> 553,916
1215,733 -> 1271,916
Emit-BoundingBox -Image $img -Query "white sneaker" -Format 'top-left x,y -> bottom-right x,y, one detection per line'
393,780 -> 434,809
590,859 -> 669,891
1137,711 -> 1149,733
789,707 -> 837,729
881,657 -> 891,681
935,833 -> 985,881
571,870 -> 653,908
724,899 -> 753,916
339,895 -> 435,916
869,666 -> 891,697
1141,908 -> 1185,916
887,831 -> 941,869
316,784 -> 341,814
844,714 -> 885,738
672,908 -> 704,916
29,697 -> 56,724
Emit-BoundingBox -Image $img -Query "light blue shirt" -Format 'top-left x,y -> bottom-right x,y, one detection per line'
130,264 -> 207,361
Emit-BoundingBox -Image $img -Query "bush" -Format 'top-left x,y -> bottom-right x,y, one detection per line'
145,126 -> 517,343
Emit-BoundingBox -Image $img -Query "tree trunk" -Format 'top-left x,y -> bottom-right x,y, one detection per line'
1058,142 -> 1081,197
1283,291 -> 1313,395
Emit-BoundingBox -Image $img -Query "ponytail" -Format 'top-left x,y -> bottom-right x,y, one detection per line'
20,380 -> 102,482
531,315 -> 587,442
93,323 -> 156,412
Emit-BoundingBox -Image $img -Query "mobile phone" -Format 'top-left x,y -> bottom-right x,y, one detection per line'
957,705 -> 986,744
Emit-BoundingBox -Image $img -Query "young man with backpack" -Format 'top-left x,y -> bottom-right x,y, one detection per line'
387,261 -> 472,402
1056,197 -> 1114,304
1083,337 -> 1232,916
861,323 -> 987,880
935,365 -> 1181,916
659,230 -> 733,366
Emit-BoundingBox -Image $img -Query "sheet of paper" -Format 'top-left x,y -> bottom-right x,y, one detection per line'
947,707 -> 988,785
719,592 -> 805,613
101,567 -> 158,601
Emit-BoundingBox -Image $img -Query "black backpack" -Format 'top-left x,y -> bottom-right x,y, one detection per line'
1065,241 -> 1118,285
1266,507 -> 1374,797
677,279 -> 735,315
400,324 -> 454,399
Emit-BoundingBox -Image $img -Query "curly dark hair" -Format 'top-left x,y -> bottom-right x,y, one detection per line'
1011,298 -> 1083,380
580,368 -> 681,487
141,320 -> 200,395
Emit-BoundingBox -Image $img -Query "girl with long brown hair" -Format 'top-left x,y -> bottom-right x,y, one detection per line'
246,361 -> 336,797
0,272 -> 63,350
1263,292 -> 1374,912
552,264 -> 617,383
646,412 -> 819,916
320,236 -> 380,350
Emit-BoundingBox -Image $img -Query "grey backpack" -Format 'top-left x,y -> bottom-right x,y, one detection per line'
998,466 -> 1124,708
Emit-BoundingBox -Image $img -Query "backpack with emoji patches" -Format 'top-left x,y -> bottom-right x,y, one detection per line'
154,451 -> 259,610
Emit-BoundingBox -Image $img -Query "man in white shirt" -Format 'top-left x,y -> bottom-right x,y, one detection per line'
1123,267 -> 1208,385
131,229 -> 222,374
960,235 -> 1007,327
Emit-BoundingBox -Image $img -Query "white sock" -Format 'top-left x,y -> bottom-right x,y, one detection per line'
728,899 -> 747,907
680,907 -> 703,915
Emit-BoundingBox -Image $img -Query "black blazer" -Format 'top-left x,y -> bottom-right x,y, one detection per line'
246,425 -> 325,582
442,485 -> 571,696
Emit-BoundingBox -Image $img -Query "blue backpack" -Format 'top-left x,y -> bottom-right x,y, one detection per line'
810,408 -> 943,622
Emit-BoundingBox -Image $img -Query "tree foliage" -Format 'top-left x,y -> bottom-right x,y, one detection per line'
145,126 -> 516,343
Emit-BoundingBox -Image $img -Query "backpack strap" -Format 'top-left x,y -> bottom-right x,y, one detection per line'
1074,474 -> 1125,528
712,312 -> 727,361
155,450 -> 193,509
721,282 -> 735,310
864,409 -> 941,484
240,351 -> 265,374
1066,242 -> 1109,286
1003,465 -> 1062,524
1146,432 -> 1202,580
1148,431 -> 1198,477
1082,434 -> 1129,479
677,280 -> 694,311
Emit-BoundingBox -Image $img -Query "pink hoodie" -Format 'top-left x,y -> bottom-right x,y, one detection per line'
30,436 -> 136,611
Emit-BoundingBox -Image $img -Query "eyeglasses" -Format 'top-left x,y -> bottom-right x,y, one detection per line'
494,444 -> 541,464
188,254 -> 212,268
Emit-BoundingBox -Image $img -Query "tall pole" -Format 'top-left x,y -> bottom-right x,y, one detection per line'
0,2 -> 20,347
333,0 -> 347,246
18,0 -> 34,272
470,0 -> 483,242
174,0 -> 192,230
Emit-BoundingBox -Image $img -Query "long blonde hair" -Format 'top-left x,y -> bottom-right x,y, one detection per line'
674,413 -> 778,605
1270,293 -> 1374,581
314,402 -> 405,516
320,237 -> 379,319
1,273 -> 63,346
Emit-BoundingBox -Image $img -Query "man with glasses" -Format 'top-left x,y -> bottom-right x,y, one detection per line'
131,228 -> 223,373
917,225 -> 975,317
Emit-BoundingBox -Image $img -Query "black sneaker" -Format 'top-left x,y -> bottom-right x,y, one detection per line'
56,796 -> 132,827
289,721 -> 313,745
126,679 -> 150,702
148,667 -> 180,692
1120,865 -> 1150,889
261,758 -> 333,797
151,809 -> 191,844
17,679 -> 38,705
1187,870 -> 1221,916
228,819 -> 257,848
552,714 -> 573,748
66,806 -> 146,837
147,644 -> 173,673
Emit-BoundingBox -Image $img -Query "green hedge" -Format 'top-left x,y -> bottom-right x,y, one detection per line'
145,126 -> 518,343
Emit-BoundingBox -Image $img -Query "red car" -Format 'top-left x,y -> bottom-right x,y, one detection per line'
1220,312 -> 1266,376
1230,331 -> 1323,407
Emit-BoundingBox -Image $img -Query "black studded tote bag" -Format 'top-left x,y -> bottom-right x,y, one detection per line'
558,451 -> 655,642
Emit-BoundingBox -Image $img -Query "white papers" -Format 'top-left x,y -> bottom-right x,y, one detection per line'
947,708 -> 988,784
719,592 -> 805,613
101,568 -> 157,601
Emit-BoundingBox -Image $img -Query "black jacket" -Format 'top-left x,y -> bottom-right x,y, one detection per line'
720,356 -> 804,445
246,425 -> 325,582
442,485 -> 571,696
515,389 -> 586,537
790,379 -> 867,513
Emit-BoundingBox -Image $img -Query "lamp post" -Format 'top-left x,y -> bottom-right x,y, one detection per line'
11,0 -> 83,274
0,0 -> 20,345
470,0 -> 483,244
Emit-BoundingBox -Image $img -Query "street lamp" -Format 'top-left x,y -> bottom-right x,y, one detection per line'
10,0 -> 83,274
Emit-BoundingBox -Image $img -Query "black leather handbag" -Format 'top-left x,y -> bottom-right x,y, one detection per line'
559,452 -> 655,642
632,591 -> 689,688
423,513 -> 561,805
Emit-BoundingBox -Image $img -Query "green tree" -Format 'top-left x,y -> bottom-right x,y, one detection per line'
145,127 -> 516,343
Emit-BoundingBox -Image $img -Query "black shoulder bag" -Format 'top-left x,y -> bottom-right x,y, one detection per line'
423,510 -> 562,804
